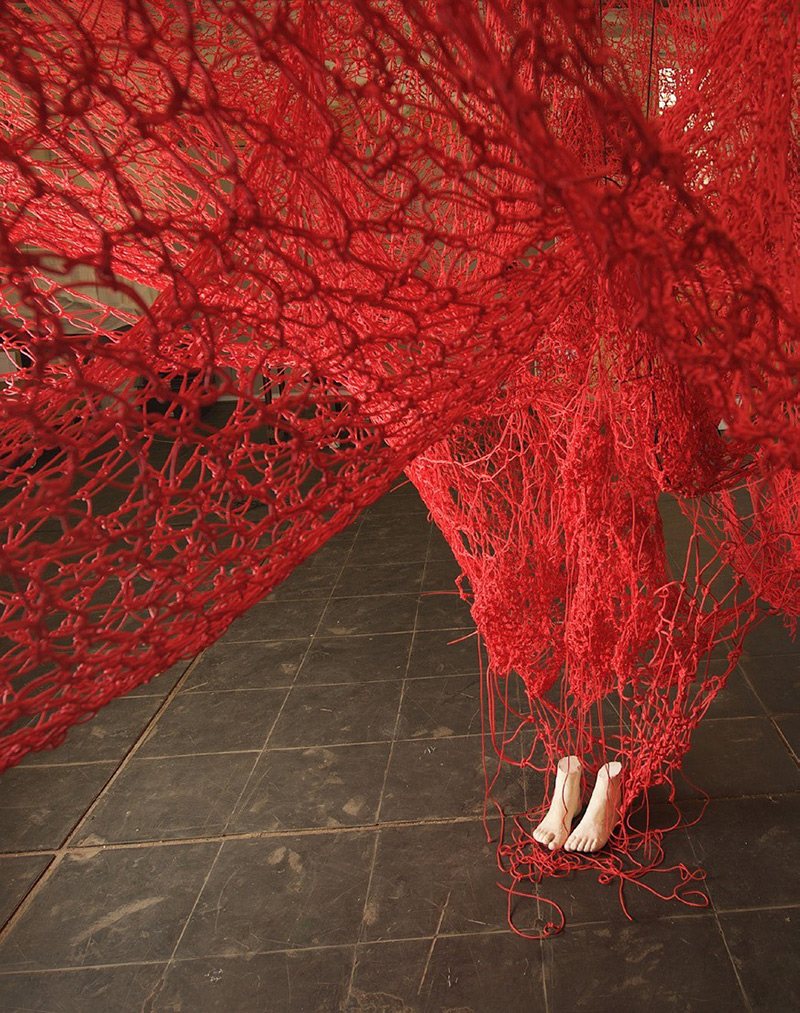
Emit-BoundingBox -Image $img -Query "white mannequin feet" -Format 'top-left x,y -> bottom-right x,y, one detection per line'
564,761 -> 623,852
532,755 -> 582,851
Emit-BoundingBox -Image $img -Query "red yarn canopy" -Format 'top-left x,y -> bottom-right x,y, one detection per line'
0,0 -> 796,932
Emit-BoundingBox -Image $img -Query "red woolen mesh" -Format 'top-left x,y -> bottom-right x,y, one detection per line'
0,0 -> 796,932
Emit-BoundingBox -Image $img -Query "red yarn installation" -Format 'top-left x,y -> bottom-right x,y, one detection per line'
0,1 -> 796,933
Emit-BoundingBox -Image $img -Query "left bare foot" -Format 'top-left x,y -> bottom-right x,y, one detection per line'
533,755 -> 582,851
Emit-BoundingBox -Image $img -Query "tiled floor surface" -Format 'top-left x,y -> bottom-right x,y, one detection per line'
0,482 -> 798,1011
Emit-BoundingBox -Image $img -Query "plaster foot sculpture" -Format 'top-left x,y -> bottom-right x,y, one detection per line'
533,755 -> 582,851
564,761 -> 623,852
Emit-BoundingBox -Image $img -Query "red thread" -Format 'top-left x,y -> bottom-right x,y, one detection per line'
0,0 -> 796,933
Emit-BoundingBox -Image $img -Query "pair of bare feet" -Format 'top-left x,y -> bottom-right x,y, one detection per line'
533,756 -> 623,853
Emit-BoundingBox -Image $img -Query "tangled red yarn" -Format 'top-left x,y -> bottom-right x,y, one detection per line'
0,0 -> 796,933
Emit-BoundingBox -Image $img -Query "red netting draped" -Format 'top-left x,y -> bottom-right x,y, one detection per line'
0,0 -> 796,933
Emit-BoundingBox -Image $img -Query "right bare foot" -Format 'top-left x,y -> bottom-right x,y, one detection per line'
533,755 -> 582,851
564,761 -> 623,852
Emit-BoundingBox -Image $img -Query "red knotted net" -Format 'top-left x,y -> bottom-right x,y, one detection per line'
0,0 -> 796,933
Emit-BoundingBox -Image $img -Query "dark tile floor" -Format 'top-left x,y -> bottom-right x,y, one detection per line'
0,483 -> 798,1012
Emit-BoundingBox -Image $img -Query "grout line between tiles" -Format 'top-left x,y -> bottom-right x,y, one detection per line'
540,934 -> 550,1013
700,711 -> 798,725
143,839 -> 227,1008
3,794 -> 799,859
12,758 -> 132,770
768,718 -> 799,765
416,891 -> 448,997
707,900 -> 800,916
62,657 -> 202,844
3,903 -> 775,979
128,731 -> 485,760
738,664 -> 800,767
712,912 -> 754,1013
297,589 -> 440,602
2,814 -> 506,858
181,669 -> 482,694
220,622 -> 472,645
344,516 -> 433,1006
0,931 -> 500,979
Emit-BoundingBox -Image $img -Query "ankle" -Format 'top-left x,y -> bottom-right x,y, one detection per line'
597,760 -> 622,783
557,755 -> 582,777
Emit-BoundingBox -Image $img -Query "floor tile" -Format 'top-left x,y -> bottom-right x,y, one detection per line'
0,963 -> 167,1013
265,559 -> 339,601
127,661 -> 192,698
357,514 -> 431,542
293,538 -> 355,573
528,817 -> 705,928
227,743 -> 391,833
380,736 -> 525,822
408,630 -> 485,677
137,688 -> 286,756
73,752 -> 256,845
347,533 -> 428,565
220,600 -> 327,642
542,917 -> 745,1012
741,615 -> 800,657
363,482 -> 426,514
297,633 -> 411,685
704,665 -> 765,719
349,934 -> 545,1012
269,682 -> 402,748
0,842 -> 218,970
686,794 -> 800,910
0,763 -> 116,852
153,948 -> 353,1012
718,908 -> 799,1013
0,855 -> 51,927
420,558 -> 466,592
362,821 -> 516,941
395,674 -> 481,739
334,561 -> 425,597
658,509 -> 696,544
657,717 -> 800,800
182,641 -> 308,692
739,653 -> 800,713
303,534 -> 356,575
415,592 -> 473,632
427,529 -> 457,561
319,594 -> 419,637
176,832 -> 373,957
20,696 -> 161,766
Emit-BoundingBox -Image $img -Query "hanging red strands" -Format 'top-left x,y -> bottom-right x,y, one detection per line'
0,0 -> 796,932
